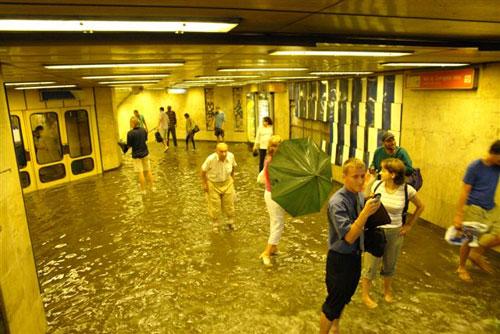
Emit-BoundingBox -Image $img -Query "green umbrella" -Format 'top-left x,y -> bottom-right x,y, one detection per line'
268,137 -> 333,217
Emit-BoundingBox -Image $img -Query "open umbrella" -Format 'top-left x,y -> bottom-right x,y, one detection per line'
268,137 -> 333,217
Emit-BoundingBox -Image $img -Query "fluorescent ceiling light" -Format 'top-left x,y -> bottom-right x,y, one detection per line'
309,71 -> 374,75
83,74 -> 170,79
168,88 -> 187,94
183,80 -> 234,83
108,83 -> 157,87
15,84 -> 77,90
270,50 -> 412,57
270,76 -> 319,80
196,75 -> 260,79
381,62 -> 469,67
218,67 -> 308,72
98,80 -> 160,84
45,62 -> 184,69
0,19 -> 238,33
5,81 -> 56,86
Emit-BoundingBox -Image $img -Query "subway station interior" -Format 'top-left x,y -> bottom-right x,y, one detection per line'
0,1 -> 499,333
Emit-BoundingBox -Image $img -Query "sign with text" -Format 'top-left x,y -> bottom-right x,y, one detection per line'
406,68 -> 477,90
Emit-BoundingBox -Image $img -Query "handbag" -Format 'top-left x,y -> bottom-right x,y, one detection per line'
365,202 -> 391,230
155,131 -> 163,143
364,228 -> 387,257
192,125 -> 200,133
407,168 -> 423,191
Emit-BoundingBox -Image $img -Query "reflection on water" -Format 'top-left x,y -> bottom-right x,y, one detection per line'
25,142 -> 499,333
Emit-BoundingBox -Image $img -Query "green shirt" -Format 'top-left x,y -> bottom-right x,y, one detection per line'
371,146 -> 413,175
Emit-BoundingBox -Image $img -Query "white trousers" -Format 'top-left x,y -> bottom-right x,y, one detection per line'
264,190 -> 286,245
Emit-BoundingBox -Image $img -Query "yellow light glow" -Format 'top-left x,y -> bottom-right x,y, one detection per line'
218,68 -> 308,72
15,84 -> 77,90
270,50 -> 412,57
46,63 -> 184,69
381,63 -> 469,67
83,74 -> 170,79
98,80 -> 160,84
5,81 -> 56,86
0,19 -> 238,33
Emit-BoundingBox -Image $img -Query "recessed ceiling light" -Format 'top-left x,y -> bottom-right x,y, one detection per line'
45,62 -> 184,69
381,62 -> 469,67
5,81 -> 56,86
98,80 -> 160,84
218,67 -> 308,72
309,71 -> 374,75
270,50 -> 412,57
167,88 -> 187,94
15,84 -> 77,90
0,19 -> 238,33
183,79 -> 234,83
83,74 -> 170,79
270,76 -> 319,80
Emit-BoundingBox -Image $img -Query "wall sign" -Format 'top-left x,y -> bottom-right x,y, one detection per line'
406,68 -> 477,90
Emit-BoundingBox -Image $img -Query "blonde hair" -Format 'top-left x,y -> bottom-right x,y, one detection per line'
267,135 -> 282,156
342,158 -> 365,175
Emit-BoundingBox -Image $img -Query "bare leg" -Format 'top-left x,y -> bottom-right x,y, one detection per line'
138,172 -> 146,191
145,170 -> 154,189
469,235 -> 500,273
361,278 -> 378,308
457,243 -> 473,282
260,244 -> 274,266
383,277 -> 394,303
319,312 -> 336,334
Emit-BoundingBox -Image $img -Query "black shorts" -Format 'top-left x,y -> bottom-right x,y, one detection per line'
214,127 -> 224,137
322,250 -> 361,321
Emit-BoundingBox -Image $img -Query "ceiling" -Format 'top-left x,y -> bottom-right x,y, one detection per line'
0,0 -> 499,88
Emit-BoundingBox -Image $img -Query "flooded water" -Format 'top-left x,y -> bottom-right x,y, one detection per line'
24,141 -> 499,333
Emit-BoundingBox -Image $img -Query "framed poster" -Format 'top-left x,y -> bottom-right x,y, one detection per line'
204,88 -> 215,130
232,87 -> 244,132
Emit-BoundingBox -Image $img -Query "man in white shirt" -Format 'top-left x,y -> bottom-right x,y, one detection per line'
201,142 -> 237,231
157,106 -> 169,152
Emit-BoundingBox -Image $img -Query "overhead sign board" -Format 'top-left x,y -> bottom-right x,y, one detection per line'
406,68 -> 477,90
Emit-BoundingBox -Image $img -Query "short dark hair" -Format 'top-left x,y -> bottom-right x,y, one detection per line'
263,116 -> 273,125
160,107 -> 164,111
184,113 -> 189,118
490,140 -> 500,154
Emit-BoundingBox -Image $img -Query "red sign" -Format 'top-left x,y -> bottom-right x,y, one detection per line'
406,68 -> 476,90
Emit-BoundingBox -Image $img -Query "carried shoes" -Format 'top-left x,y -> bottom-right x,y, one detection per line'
260,253 -> 272,267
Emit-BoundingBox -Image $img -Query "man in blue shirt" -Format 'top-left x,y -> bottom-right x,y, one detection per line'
319,158 -> 380,334
214,106 -> 225,143
454,140 -> 500,282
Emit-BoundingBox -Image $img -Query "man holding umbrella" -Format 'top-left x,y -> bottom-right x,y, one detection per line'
319,158 -> 380,334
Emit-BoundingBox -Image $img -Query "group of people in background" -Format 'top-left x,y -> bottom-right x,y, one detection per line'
123,108 -> 499,334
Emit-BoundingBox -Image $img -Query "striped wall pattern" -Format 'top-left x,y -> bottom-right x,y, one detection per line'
290,74 -> 403,166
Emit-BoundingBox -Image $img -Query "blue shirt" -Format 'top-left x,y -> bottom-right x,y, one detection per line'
214,112 -> 225,128
327,186 -> 364,253
464,159 -> 500,210
127,127 -> 149,159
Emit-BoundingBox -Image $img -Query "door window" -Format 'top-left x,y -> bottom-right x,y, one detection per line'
71,157 -> 94,175
10,115 -> 27,168
39,164 -> 66,183
65,109 -> 92,158
30,112 -> 63,164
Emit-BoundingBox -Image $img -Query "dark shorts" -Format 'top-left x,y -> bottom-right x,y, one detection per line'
322,250 -> 361,321
214,127 -> 224,137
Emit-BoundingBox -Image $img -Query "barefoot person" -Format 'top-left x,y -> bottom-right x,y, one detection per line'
127,116 -> 154,194
201,143 -> 237,231
319,158 -> 381,334
454,140 -> 500,282
361,158 -> 424,308
258,135 -> 285,266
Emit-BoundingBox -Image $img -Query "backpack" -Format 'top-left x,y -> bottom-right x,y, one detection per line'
407,168 -> 423,191
373,181 -> 409,225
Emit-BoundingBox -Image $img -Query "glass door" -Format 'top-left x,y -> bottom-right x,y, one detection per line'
27,110 -> 69,189
62,109 -> 98,181
9,111 -> 37,192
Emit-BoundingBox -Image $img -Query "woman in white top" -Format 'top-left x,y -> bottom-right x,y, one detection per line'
361,158 -> 424,308
253,116 -> 274,172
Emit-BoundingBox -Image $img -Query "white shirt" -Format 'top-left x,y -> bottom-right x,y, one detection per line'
255,125 -> 273,149
158,111 -> 168,129
201,152 -> 237,182
371,181 -> 416,228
